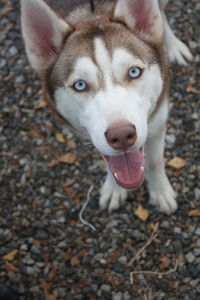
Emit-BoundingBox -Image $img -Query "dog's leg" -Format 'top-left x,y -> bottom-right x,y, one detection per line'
161,10 -> 193,65
145,101 -> 177,214
99,169 -> 128,212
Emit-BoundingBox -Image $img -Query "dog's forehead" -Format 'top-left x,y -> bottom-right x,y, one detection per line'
50,19 -> 158,88
66,19 -> 156,61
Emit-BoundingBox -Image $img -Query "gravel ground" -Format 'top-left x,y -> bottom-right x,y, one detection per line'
0,0 -> 199,299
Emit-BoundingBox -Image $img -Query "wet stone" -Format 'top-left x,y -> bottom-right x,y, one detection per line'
35,230 -> 48,241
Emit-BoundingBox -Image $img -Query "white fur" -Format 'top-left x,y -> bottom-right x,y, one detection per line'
100,170 -> 128,212
56,42 -> 163,157
21,0 -> 190,214
94,38 -> 113,89
146,100 -> 177,213
55,40 -> 176,213
100,101 -> 177,213
163,15 -> 193,65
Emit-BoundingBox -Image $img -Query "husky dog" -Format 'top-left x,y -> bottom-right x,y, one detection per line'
21,0 -> 192,213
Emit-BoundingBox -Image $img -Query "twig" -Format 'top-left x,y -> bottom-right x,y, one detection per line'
130,259 -> 178,284
0,152 -> 14,156
79,185 -> 96,231
128,222 -> 159,267
138,288 -> 153,300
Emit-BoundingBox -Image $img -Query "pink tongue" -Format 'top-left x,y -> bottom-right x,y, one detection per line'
107,150 -> 145,189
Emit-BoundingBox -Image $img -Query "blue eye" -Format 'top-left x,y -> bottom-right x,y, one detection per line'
73,80 -> 88,92
128,67 -> 142,79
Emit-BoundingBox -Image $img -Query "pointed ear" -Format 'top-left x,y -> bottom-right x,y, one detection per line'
21,0 -> 72,76
114,0 -> 163,42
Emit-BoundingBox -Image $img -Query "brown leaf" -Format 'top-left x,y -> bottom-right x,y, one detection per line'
148,222 -> 159,232
67,139 -> 76,149
188,209 -> 200,217
55,132 -> 65,143
47,159 -> 59,167
41,282 -> 57,300
134,205 -> 149,221
70,255 -> 80,267
78,250 -> 89,257
5,261 -> 19,272
47,153 -> 77,167
63,178 -> 76,187
35,100 -> 48,110
1,7 -> 13,15
44,291 -> 57,300
58,153 -> 77,164
159,256 -> 171,270
27,130 -> 45,139
186,84 -> 200,94
2,250 -> 18,261
167,157 -> 186,169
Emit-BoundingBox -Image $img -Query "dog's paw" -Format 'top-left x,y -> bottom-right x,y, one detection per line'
99,177 -> 128,212
149,179 -> 177,214
168,37 -> 193,66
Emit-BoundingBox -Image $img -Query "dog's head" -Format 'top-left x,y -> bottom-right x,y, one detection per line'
21,0 -> 167,189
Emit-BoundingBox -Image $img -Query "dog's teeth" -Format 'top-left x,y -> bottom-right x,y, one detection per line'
141,166 -> 144,172
114,173 -> 118,179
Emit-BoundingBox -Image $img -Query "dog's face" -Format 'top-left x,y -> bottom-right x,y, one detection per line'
21,0 -> 166,189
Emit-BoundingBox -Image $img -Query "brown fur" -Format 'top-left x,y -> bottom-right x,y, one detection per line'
43,13 -> 168,119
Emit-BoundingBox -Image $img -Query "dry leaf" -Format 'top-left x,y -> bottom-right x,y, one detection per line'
27,130 -> 44,139
55,132 -> 65,143
47,159 -> 59,167
67,139 -> 76,149
186,84 -> 200,94
148,222 -> 159,232
188,209 -> 200,217
58,153 -> 77,164
44,292 -> 57,300
1,7 -> 13,15
64,178 -> 76,187
2,250 -> 18,261
159,256 -> 171,270
5,261 -> 19,272
41,282 -> 57,300
78,250 -> 89,257
167,157 -> 186,169
35,100 -> 47,110
134,204 -> 149,221
48,153 -> 77,167
70,255 -> 80,267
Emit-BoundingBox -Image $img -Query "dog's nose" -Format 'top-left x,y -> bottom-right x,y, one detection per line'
105,122 -> 137,151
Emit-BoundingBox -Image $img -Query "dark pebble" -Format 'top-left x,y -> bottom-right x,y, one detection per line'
35,230 -> 48,241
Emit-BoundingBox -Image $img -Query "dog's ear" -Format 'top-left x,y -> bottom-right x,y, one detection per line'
114,0 -> 163,42
21,0 -> 72,76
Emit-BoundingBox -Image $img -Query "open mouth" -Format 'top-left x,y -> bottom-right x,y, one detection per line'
104,148 -> 145,189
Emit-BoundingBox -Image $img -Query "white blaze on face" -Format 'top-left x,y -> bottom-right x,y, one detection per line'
55,37 -> 163,156
94,38 -> 113,89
